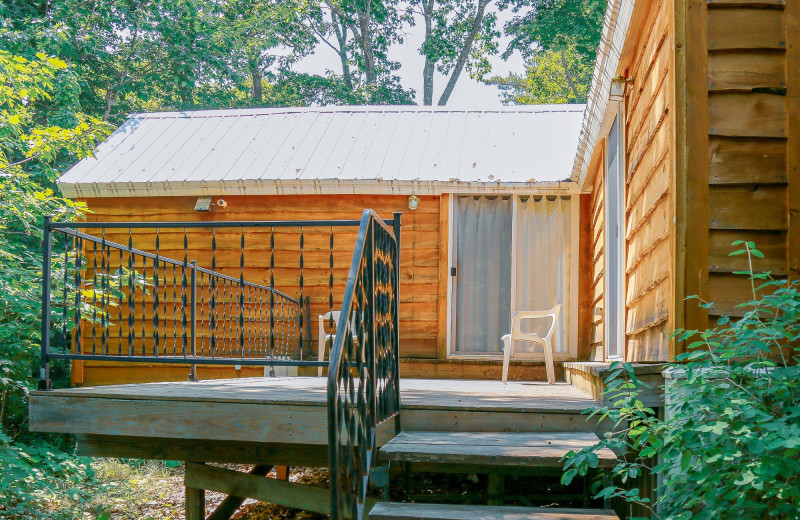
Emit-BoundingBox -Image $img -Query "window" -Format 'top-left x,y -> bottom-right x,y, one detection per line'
604,112 -> 625,360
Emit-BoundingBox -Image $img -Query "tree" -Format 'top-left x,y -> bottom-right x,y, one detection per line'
486,43 -> 592,104
216,0 -> 318,105
308,0 -> 416,103
413,0 -> 500,105
0,50 -> 109,511
486,0 -> 604,104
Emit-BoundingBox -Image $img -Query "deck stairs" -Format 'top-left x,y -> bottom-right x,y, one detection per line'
370,431 -> 619,520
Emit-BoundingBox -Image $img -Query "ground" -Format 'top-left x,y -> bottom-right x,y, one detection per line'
29,459 -> 591,519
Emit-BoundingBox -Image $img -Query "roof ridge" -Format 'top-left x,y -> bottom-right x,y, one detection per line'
129,104 -> 586,119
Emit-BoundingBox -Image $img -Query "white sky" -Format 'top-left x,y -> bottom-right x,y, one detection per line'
294,8 -> 526,107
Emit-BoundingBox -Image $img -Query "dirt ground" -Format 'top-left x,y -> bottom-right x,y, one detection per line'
83,460 -> 592,519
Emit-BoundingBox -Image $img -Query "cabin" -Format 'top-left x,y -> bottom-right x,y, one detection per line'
28,1 -> 800,520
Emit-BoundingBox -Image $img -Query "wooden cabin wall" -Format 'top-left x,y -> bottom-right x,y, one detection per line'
701,0 -> 799,324
619,0 -> 674,362
73,194 -> 441,385
587,156 -> 606,361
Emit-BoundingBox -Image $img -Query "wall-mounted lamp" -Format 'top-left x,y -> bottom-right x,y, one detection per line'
408,194 -> 419,210
609,76 -> 627,102
194,197 -> 228,211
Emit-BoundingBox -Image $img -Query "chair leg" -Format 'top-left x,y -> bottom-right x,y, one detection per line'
543,337 -> 556,385
501,335 -> 512,384
317,336 -> 325,377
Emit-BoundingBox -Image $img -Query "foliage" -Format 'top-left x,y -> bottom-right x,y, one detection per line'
486,43 -> 592,104
412,0 -> 500,105
488,0 -> 604,103
563,242 -> 800,519
0,50 -> 110,514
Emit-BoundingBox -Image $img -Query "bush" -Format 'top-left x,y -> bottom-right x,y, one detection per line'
563,241 -> 800,519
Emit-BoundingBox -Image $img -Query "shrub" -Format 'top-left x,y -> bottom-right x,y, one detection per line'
563,242 -> 800,519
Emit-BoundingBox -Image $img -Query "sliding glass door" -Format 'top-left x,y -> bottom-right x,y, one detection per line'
450,195 -> 575,357
451,196 -> 512,354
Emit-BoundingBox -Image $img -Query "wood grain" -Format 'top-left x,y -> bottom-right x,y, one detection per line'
369,503 -> 618,520
787,0 -> 800,279
708,7 -> 786,50
709,51 -> 786,91
708,93 -> 786,138
708,137 -> 787,184
379,431 -> 617,468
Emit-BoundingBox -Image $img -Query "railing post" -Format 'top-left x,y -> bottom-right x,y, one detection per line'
189,260 -> 197,381
39,216 -> 53,390
392,212 -> 402,433
304,296 -> 311,359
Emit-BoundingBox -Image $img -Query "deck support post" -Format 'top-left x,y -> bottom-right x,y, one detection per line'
487,473 -> 504,506
185,462 -> 206,520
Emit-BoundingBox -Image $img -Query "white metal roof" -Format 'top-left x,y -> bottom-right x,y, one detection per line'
58,105 -> 585,198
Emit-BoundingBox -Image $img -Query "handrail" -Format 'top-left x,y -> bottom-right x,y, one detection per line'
38,216 -> 397,388
327,210 -> 402,520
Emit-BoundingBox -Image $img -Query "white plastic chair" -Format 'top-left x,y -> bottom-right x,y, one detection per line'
318,311 -> 342,376
501,304 -> 561,385
317,311 -> 362,376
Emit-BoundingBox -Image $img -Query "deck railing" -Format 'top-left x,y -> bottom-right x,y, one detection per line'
327,210 -> 402,520
38,215 -> 400,388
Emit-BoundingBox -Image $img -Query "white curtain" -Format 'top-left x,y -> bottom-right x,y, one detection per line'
514,196 -> 572,354
454,196 -> 512,353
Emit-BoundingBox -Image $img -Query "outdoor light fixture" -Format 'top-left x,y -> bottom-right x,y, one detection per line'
194,196 -> 213,211
194,197 -> 228,211
609,76 -> 626,102
408,194 -> 419,210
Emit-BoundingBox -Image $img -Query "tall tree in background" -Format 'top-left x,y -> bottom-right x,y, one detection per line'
218,0 -> 317,105
413,0 -> 500,105
309,0 -> 414,103
486,0 -> 604,104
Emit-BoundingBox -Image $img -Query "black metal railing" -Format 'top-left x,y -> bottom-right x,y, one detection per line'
38,215 -> 400,388
327,210 -> 402,520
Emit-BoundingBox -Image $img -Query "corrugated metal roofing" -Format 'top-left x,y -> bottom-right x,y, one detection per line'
58,105 -> 585,198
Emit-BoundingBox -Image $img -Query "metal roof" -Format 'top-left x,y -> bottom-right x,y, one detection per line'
58,105 -> 585,198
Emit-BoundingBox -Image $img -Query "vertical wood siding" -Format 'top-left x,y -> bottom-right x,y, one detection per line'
75,195 -> 441,384
705,0 -> 795,319
622,0 -> 673,361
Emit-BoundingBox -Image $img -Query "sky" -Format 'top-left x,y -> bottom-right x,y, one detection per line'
293,8 -> 526,108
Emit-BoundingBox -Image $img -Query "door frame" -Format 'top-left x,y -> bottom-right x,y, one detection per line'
446,193 -> 579,360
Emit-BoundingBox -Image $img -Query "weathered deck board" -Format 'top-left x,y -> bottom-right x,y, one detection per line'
29,378 -> 604,447
379,432 -> 616,468
369,503 -> 618,520
35,377 -> 596,412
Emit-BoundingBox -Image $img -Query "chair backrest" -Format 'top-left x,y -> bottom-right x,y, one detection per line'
319,311 -> 342,335
511,303 -> 562,340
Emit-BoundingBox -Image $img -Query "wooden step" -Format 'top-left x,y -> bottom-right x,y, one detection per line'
369,502 -> 618,520
379,431 -> 617,468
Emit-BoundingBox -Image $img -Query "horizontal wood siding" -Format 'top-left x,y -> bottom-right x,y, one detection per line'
588,157 -> 605,360
706,0 -> 794,319
75,195 -> 441,385
622,0 -> 673,361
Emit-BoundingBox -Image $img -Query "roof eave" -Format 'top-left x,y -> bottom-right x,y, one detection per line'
58,178 -> 582,199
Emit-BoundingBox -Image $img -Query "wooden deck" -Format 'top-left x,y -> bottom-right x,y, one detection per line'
29,377 -> 605,466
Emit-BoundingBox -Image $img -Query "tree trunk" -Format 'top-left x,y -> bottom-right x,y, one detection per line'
437,0 -> 488,106
332,12 -> 354,90
560,48 -> 580,100
251,67 -> 263,105
422,0 -> 435,105
357,7 -> 376,84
